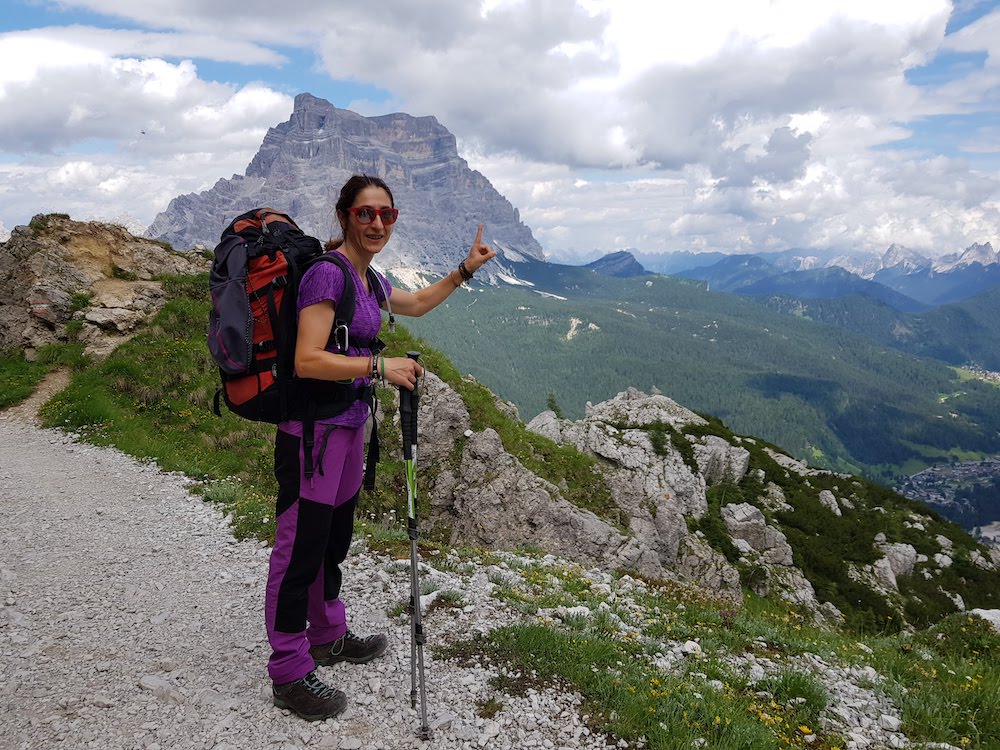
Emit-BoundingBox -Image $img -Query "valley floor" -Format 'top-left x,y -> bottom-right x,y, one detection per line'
896,457 -> 1000,534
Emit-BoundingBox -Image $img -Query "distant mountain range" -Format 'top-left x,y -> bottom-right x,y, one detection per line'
667,242 -> 1000,309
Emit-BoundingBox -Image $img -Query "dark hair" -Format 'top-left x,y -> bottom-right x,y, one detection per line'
325,174 -> 395,251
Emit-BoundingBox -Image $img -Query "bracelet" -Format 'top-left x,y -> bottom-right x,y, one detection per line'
450,268 -> 463,287
367,354 -> 375,379
458,260 -> 474,281
378,355 -> 385,384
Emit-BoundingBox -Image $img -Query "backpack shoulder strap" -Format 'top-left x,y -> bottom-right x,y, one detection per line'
304,253 -> 357,352
308,252 -> 357,322
367,267 -> 394,330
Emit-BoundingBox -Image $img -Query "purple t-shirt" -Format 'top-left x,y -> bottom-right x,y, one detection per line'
279,251 -> 392,431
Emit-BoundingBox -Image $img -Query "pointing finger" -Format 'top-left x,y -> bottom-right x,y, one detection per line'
474,223 -> 483,247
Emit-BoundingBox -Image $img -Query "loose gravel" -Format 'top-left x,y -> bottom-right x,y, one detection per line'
0,416 -> 609,750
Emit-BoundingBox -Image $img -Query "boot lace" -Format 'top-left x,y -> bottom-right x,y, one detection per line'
333,629 -> 373,654
300,671 -> 337,699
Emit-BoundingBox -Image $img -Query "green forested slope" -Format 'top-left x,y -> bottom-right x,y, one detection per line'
754,286 -> 1000,370
402,266 -> 1000,483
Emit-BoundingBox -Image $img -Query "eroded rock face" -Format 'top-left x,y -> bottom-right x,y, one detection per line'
518,389 -> 742,591
146,93 -> 543,284
427,387 -> 746,589
0,215 -> 208,357
719,501 -> 823,607
428,427 -> 639,571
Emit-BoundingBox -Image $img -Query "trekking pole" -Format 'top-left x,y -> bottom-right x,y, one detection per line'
399,351 -> 432,740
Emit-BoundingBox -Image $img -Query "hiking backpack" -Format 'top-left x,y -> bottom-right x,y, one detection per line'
207,207 -> 388,484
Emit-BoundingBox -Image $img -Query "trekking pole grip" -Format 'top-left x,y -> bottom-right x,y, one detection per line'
399,352 -> 421,459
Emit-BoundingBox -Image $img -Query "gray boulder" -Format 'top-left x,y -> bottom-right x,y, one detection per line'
818,489 -> 842,517
721,502 -> 794,567
694,435 -> 750,485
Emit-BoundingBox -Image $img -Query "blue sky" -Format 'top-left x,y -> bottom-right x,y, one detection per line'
1,0 -> 998,259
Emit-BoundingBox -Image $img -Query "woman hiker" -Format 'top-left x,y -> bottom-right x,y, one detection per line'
267,174 -> 496,721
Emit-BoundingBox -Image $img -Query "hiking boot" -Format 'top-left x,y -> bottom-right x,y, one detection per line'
272,671 -> 347,721
310,630 -> 389,665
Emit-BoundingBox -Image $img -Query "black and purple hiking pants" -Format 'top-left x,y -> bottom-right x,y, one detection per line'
265,423 -> 365,685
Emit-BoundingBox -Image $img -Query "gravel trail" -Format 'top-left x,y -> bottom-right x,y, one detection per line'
0,414 -> 605,750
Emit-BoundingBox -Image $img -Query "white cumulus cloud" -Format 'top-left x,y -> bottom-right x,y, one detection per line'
0,0 -> 997,257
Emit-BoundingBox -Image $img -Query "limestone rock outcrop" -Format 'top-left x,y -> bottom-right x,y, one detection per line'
0,214 -> 208,357
521,389 -> 740,592
722,503 -> 794,567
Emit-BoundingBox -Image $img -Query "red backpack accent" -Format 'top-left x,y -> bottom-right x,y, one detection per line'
208,208 -> 323,423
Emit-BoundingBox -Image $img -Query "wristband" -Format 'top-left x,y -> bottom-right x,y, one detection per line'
458,260 -> 474,281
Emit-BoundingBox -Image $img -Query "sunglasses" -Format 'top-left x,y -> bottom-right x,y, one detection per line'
347,206 -> 399,225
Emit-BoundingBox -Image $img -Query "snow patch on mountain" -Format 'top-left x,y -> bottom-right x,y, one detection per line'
498,272 -> 534,286
387,267 -> 437,292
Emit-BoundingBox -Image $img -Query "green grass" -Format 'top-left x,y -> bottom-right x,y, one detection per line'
484,625 -> 830,750
0,350 -> 50,409
865,613 -> 1000,748
439,558 -> 847,749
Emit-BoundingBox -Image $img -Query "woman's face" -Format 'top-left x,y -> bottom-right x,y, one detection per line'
342,185 -> 395,257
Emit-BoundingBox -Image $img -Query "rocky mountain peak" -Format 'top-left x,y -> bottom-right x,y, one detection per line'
958,241 -> 997,266
933,241 -> 998,273
583,250 -> 648,277
146,93 -> 545,283
882,243 -> 931,272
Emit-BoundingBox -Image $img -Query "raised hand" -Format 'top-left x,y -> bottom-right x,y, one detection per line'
465,224 -> 497,273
